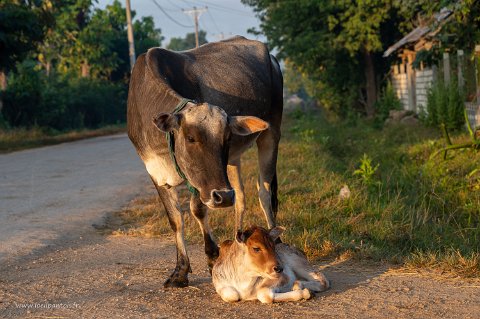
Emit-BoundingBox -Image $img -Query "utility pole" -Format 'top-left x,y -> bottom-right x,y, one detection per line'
126,0 -> 136,71
183,6 -> 207,48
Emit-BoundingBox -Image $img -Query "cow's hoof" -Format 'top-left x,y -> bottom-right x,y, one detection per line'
164,275 -> 189,288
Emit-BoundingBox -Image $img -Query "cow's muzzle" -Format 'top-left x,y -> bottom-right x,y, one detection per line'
208,189 -> 235,208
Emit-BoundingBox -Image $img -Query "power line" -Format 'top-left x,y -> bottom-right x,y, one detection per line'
207,10 -> 221,33
164,0 -> 184,10
195,0 -> 253,16
150,0 -> 193,28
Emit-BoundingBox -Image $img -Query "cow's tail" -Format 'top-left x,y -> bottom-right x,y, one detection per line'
271,172 -> 279,219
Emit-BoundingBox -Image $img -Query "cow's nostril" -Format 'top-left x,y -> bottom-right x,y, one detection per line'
213,191 -> 223,204
273,265 -> 283,273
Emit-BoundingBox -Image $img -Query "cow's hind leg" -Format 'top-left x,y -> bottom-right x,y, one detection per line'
155,184 -> 190,288
190,195 -> 219,272
256,130 -> 280,229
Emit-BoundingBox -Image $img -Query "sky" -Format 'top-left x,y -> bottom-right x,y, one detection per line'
96,0 -> 265,46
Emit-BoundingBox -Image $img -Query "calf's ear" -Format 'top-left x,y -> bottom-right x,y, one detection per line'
153,113 -> 180,132
229,116 -> 269,136
269,226 -> 285,241
235,230 -> 245,243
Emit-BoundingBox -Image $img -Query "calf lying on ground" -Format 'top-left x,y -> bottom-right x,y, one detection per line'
212,226 -> 329,303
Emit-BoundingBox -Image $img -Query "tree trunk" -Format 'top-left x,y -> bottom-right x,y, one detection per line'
0,70 -> 6,91
46,61 -> 51,77
0,69 -> 7,112
81,62 -> 90,78
363,49 -> 377,117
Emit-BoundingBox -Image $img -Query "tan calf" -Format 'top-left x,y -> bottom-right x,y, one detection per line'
212,226 -> 329,303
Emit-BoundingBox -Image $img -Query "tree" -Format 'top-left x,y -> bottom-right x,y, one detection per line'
0,0 -> 45,89
37,0 -> 163,80
243,0 -> 403,117
167,31 -> 207,51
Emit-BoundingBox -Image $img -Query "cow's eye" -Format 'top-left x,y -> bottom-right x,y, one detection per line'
252,247 -> 261,253
186,135 -> 195,143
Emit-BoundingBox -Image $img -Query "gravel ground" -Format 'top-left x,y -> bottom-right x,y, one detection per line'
0,134 -> 478,318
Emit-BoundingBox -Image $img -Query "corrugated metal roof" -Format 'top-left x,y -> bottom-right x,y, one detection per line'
383,8 -> 453,57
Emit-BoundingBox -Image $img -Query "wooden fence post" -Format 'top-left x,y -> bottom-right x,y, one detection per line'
443,52 -> 451,85
457,50 -> 464,89
406,52 -> 416,112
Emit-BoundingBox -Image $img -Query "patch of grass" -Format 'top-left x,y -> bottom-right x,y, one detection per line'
0,125 -> 126,153
113,109 -> 479,277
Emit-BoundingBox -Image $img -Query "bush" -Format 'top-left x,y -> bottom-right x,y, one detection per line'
374,81 -> 402,123
1,61 -> 43,127
426,78 -> 465,130
1,61 -> 127,130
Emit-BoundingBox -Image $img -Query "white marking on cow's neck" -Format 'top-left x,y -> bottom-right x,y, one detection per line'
144,154 -> 183,187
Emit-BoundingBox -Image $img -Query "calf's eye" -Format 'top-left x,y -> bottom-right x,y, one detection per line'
186,135 -> 195,143
253,247 -> 261,253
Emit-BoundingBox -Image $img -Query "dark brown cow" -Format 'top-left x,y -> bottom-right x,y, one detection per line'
127,36 -> 283,287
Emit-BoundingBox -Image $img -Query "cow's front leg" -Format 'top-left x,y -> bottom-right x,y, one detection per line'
190,195 -> 219,272
227,159 -> 245,232
155,184 -> 190,288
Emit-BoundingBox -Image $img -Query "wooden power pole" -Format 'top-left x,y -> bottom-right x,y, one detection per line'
126,0 -> 136,70
183,6 -> 207,48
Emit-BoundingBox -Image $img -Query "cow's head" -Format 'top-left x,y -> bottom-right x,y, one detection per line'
235,226 -> 285,280
153,102 -> 268,208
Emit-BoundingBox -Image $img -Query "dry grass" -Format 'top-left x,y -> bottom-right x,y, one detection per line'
0,125 -> 126,153
111,109 -> 480,277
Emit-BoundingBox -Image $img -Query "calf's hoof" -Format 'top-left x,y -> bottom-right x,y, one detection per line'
164,274 -> 189,288
302,288 -> 312,300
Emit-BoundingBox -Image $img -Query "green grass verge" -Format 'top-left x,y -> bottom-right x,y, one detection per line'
0,124 -> 126,153
113,110 -> 480,277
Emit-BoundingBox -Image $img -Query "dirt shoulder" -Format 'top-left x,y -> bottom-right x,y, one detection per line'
1,228 -> 479,319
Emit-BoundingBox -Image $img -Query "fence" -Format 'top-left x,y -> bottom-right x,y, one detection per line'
391,49 -> 480,129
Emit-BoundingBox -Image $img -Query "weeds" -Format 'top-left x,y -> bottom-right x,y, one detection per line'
353,154 -> 379,186
114,109 -> 480,277
0,125 -> 125,153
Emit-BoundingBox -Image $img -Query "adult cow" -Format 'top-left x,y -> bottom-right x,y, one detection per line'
127,36 -> 283,288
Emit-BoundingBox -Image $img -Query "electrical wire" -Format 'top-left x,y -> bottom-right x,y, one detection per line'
165,0 -> 184,10
150,0 -> 194,28
207,9 -> 221,33
195,0 -> 253,16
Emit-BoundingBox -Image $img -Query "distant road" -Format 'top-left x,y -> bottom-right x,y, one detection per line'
0,134 -> 150,262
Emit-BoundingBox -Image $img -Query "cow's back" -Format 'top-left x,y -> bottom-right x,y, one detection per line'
127,36 -> 282,158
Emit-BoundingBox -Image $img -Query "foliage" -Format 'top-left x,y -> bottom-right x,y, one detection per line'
425,78 -> 465,130
242,0 -> 404,116
0,0 -> 163,131
374,81 -> 402,123
353,153 -> 379,186
1,61 -> 126,130
167,31 -> 208,51
0,0 -> 45,73
116,110 -> 480,277
37,0 -> 163,80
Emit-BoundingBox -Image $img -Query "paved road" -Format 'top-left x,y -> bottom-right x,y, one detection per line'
0,134 -> 149,262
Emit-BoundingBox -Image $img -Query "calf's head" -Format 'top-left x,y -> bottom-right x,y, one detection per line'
236,226 -> 285,279
153,102 -> 268,208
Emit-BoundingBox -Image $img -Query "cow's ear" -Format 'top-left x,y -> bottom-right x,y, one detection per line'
269,226 -> 285,241
153,113 -> 180,132
235,230 -> 246,243
229,116 -> 269,136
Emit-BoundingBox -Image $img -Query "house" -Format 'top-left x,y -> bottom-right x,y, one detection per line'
384,8 -> 480,129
